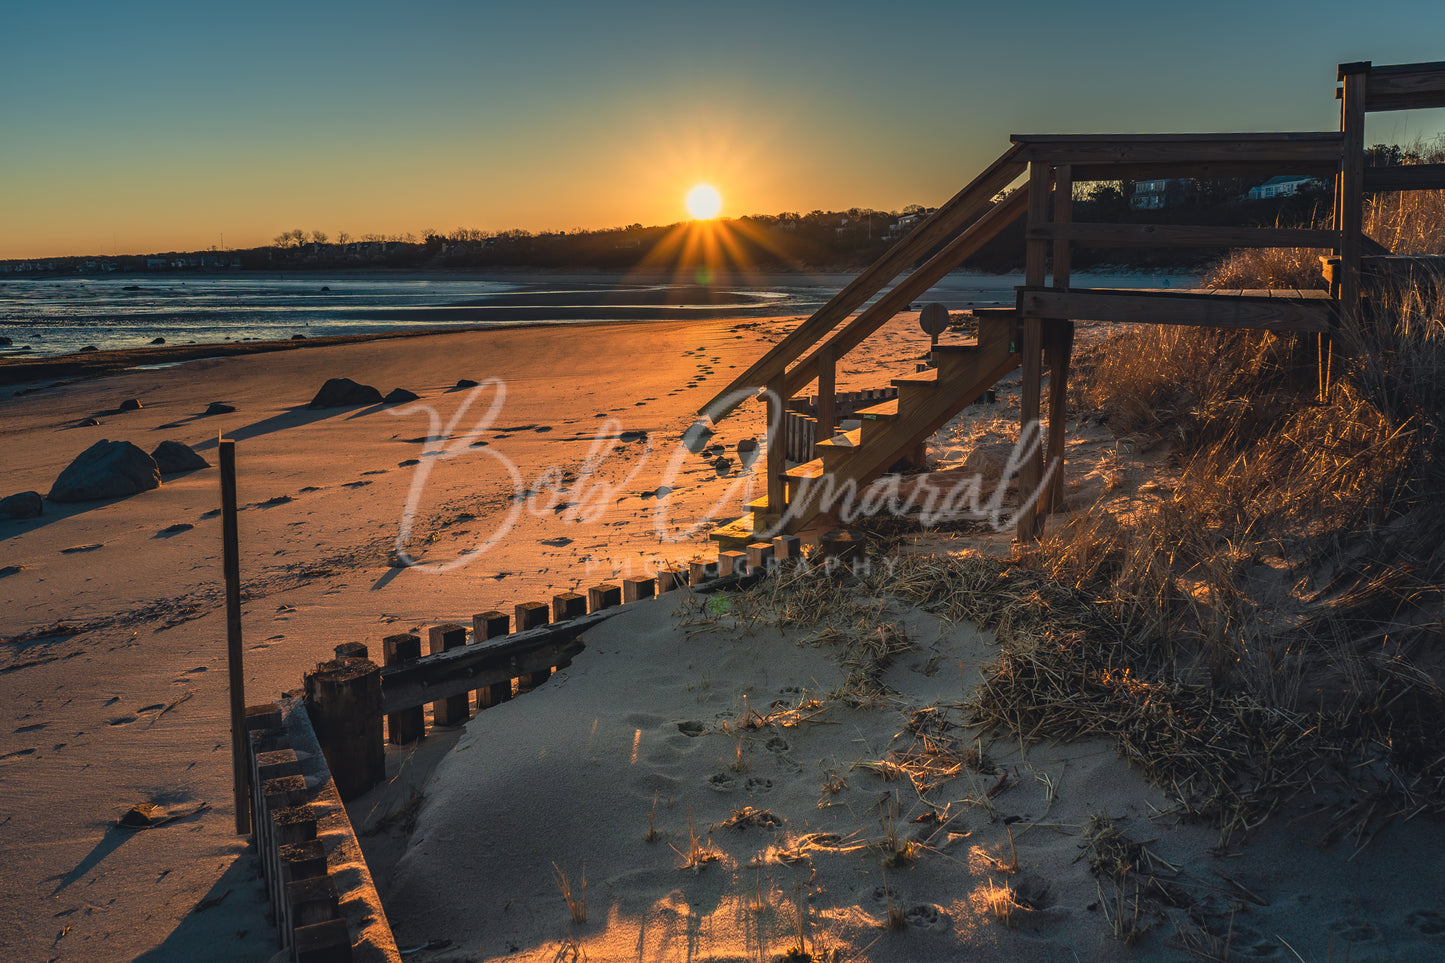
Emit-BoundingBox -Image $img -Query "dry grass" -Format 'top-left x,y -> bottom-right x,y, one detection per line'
551,861 -> 587,925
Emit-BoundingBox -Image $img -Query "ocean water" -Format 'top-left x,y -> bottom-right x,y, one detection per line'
0,269 -> 1197,359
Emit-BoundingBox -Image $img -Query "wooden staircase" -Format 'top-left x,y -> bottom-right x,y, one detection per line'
712,310 -> 1021,548
702,58 -> 1445,549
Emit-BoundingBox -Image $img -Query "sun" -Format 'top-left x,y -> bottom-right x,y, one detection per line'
685,183 -> 723,220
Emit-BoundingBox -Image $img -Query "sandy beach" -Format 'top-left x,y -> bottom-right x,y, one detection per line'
3,313 -> 1443,962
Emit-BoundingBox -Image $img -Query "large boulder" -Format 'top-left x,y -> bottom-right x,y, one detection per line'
308,378 -> 383,409
0,491 -> 42,519
48,440 -> 161,503
151,440 -> 210,475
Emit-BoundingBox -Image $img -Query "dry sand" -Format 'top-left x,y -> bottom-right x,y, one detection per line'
2,314 -> 1443,962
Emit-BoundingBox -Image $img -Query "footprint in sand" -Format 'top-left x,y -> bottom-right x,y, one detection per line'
344,480 -> 372,489
744,776 -> 772,793
61,543 -> 103,554
399,459 -> 420,467
1,748 -> 38,762
156,523 -> 193,538
764,736 -> 789,753
708,772 -> 736,792
677,721 -> 706,737
904,903 -> 952,934
107,714 -> 138,726
1406,910 -> 1445,937
14,723 -> 46,733
1327,919 -> 1381,943
361,469 -> 388,476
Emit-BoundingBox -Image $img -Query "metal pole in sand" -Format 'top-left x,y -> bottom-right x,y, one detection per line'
220,437 -> 249,835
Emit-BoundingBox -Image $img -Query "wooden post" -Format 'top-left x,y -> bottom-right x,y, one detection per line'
515,602 -> 551,689
219,438 -> 249,835
746,542 -> 775,573
304,658 -> 385,801
689,560 -> 716,585
427,624 -> 469,726
820,529 -> 862,565
1338,62 -> 1369,335
1018,161 -> 1052,541
1045,164 -> 1075,514
816,344 -> 837,440
381,633 -> 424,744
656,567 -> 682,593
622,576 -> 656,602
766,371 -> 788,524
333,642 -> 367,660
773,534 -> 802,561
552,592 -> 587,622
472,612 -> 512,708
587,584 -> 622,611
718,550 -> 747,575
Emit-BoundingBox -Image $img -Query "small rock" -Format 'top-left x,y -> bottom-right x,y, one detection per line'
307,377 -> 383,409
291,334 -> 307,340
61,543 -> 103,554
118,398 -> 143,411
119,803 -> 163,828
158,523 -> 195,536
78,417 -> 101,427
736,438 -> 760,468
151,440 -> 210,475
0,565 -> 22,578
383,388 -> 420,404
713,456 -> 733,473
0,491 -> 43,519
203,402 -> 235,415
149,337 -> 166,345
455,378 -> 480,389
48,440 -> 161,503
79,345 -> 98,353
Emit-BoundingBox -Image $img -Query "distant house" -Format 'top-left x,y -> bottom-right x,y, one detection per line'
1129,178 -> 1190,210
1247,175 -> 1323,200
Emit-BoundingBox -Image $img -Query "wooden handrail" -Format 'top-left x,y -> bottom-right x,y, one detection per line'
1030,223 -> 1340,249
697,143 -> 1028,423
783,185 -> 1030,399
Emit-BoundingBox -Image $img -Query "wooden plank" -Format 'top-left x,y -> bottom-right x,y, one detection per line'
1031,223 -> 1339,249
782,184 -> 1030,400
700,144 -> 1027,422
1363,63 -> 1445,111
1071,160 -> 1340,181
1046,166 -> 1072,514
1011,132 -> 1343,166
1019,288 -> 1335,333
1363,164 -> 1445,193
380,610 -> 620,715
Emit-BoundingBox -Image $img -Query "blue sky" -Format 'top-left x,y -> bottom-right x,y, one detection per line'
2,1 -> 1442,258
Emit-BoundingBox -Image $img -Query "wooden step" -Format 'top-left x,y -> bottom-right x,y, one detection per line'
891,372 -> 939,408
784,459 -> 826,481
856,399 -> 900,421
710,513 -> 759,549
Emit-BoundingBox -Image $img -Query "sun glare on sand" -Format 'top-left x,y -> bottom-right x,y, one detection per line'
685,183 -> 723,220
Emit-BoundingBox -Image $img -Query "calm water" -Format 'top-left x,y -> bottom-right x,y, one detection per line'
0,269 -> 1196,358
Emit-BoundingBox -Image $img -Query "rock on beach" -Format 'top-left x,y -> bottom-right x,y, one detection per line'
308,377 -> 384,409
151,440 -> 210,475
48,440 -> 161,503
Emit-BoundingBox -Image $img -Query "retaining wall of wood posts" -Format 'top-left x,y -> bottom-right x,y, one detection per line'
244,695 -> 400,963
251,530 -> 864,953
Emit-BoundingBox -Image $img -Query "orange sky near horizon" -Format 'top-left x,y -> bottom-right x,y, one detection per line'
2,2 -> 1443,261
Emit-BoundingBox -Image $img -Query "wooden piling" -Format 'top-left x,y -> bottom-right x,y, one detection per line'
746,542 -> 775,573
552,592 -> 587,621
333,642 -> 368,660
472,611 -> 512,708
426,624 -> 469,726
303,658 -> 384,801
381,633 -> 424,744
515,602 -> 551,689
220,438 -> 248,835
587,584 -> 622,611
622,576 -> 655,603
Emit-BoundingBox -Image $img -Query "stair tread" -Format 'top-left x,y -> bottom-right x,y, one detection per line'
892,372 -> 939,388
931,342 -> 981,355
857,399 -> 899,420
817,428 -> 863,449
784,459 -> 826,479
709,513 -> 757,545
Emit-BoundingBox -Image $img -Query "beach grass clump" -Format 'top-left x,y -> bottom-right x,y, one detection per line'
551,861 -> 587,925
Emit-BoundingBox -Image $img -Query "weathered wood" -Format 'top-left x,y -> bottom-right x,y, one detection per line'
472,611 -> 512,709
587,584 -> 622,611
1046,165 -> 1073,515
264,774 -> 309,811
287,875 -> 341,930
689,560 -> 717,585
657,568 -> 683,593
293,916 -> 353,963
718,550 -> 747,575
1018,161 -> 1051,541
381,633 -> 424,744
1362,164 -> 1445,193
700,144 -> 1027,421
746,542 -> 775,572
784,186 -> 1029,399
1012,131 -> 1344,166
622,576 -> 656,602
332,642 -> 368,660
773,534 -> 802,560
279,839 -> 328,884
427,624 -> 469,726
379,612 -> 615,715
1019,288 -> 1336,333
220,439 -> 249,835
1071,160 -> 1341,181
552,592 -> 587,622
816,344 -> 837,439
515,602 -> 552,689
1359,61 -> 1445,111
819,529 -> 863,564
1339,64 -> 1368,332
1032,222 -> 1340,249
303,658 -> 384,801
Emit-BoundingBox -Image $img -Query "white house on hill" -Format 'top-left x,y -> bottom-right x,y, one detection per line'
1248,175 -> 1323,200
